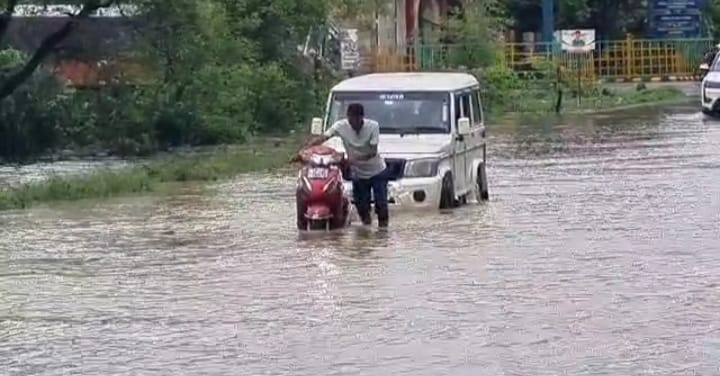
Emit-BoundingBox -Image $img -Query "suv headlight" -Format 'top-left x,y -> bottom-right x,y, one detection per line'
403,158 -> 439,178
705,80 -> 720,89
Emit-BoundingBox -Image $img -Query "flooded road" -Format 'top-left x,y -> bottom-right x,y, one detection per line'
2,104 -> 720,375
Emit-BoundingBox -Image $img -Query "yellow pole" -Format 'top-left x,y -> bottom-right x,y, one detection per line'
626,34 -> 633,78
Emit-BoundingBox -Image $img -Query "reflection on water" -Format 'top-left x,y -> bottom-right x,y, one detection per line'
2,104 -> 720,375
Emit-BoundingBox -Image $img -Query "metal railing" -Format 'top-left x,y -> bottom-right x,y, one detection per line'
370,37 -> 713,80
371,47 -> 418,72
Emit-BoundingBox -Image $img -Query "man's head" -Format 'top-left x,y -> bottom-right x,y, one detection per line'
347,103 -> 364,130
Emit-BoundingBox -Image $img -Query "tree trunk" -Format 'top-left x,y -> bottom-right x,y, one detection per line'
0,0 -> 18,43
0,1 -> 114,101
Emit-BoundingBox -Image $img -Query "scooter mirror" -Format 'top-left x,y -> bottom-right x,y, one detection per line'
310,118 -> 323,135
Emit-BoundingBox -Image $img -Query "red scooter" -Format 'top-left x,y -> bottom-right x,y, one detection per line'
293,144 -> 351,231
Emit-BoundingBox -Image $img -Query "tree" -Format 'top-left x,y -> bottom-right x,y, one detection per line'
330,0 -> 389,28
443,0 -> 507,67
0,0 -> 337,159
502,0 -> 647,39
0,0 -> 117,100
706,0 -> 720,40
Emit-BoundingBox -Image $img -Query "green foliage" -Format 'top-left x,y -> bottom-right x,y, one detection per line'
0,0 -> 690,163
331,0 -> 390,28
424,0 -> 507,69
429,2 -> 686,116
0,137 -> 300,210
502,0 -> 647,38
574,86 -> 686,110
473,60 -> 686,116
473,62 -> 560,114
0,65 -> 68,161
0,0 -> 334,162
220,0 -> 328,63
0,170 -> 153,210
707,0 -> 720,40
0,49 -> 25,69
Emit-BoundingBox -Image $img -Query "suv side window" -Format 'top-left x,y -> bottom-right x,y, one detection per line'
461,94 -> 470,119
471,89 -> 482,125
455,93 -> 470,117
454,93 -> 462,123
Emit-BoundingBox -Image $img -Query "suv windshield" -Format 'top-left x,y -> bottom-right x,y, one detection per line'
328,91 -> 450,134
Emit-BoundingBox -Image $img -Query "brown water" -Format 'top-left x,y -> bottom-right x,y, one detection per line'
2,105 -> 720,375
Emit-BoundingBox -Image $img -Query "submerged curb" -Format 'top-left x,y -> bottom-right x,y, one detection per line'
564,96 -> 695,115
495,95 -> 694,119
601,76 -> 701,83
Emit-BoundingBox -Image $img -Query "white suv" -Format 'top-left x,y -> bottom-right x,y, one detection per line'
309,72 -> 490,209
701,55 -> 720,116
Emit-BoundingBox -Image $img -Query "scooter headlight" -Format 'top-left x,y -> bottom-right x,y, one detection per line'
403,158 -> 439,178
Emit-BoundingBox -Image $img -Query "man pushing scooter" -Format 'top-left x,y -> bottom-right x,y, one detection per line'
305,103 -> 389,228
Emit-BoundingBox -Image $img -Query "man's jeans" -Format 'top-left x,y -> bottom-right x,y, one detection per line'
352,171 -> 389,226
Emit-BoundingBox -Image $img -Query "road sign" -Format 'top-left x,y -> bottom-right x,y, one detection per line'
555,29 -> 596,52
651,0 -> 703,9
340,28 -> 360,71
648,0 -> 706,38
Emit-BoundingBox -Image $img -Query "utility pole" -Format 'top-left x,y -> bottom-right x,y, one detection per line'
542,0 -> 555,52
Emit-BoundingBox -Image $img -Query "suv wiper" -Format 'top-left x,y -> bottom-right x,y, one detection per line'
403,126 -> 446,134
380,126 -> 447,135
380,126 -> 404,134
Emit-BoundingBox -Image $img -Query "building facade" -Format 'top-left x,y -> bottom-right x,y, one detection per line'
375,0 -> 456,52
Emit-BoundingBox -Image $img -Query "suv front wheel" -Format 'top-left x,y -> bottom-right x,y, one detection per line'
439,173 -> 458,209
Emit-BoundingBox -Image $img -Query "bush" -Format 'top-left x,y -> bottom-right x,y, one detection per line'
0,49 -> 24,68
0,53 -> 325,162
473,61 -> 560,114
0,0 -> 335,163
0,64 -> 68,161
182,63 -> 308,142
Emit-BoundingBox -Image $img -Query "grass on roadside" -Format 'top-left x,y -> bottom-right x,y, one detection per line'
487,82 -> 687,116
0,137 -> 301,211
562,86 -> 687,112
0,84 -> 689,211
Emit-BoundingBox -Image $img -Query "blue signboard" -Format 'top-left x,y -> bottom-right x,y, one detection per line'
652,0 -> 702,8
648,0 -> 706,38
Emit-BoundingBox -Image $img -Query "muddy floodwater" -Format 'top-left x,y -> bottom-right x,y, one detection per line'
2,104 -> 720,375
0,159 -> 131,189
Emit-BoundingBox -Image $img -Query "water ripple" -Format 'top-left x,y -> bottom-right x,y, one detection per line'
2,106 -> 720,375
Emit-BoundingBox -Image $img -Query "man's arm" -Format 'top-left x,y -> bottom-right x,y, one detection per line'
290,134 -> 328,163
290,122 -> 339,162
305,121 -> 339,147
355,122 -> 379,161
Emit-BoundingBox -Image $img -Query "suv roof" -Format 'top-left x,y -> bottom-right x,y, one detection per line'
331,72 -> 480,92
